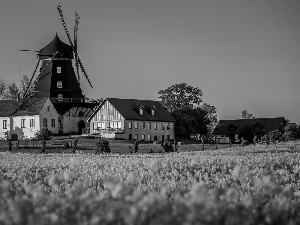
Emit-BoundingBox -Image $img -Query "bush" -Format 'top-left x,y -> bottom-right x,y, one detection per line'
95,139 -> 111,153
35,128 -> 52,140
284,123 -> 300,141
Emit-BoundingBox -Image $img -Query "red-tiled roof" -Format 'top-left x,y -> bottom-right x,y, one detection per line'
89,98 -> 175,122
0,98 -> 48,117
213,117 -> 287,134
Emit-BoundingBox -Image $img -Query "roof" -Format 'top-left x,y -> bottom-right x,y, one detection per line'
0,98 -> 48,117
39,34 -> 73,60
213,117 -> 287,134
89,98 -> 175,122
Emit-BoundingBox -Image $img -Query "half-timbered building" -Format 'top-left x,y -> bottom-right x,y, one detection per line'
88,98 -> 176,141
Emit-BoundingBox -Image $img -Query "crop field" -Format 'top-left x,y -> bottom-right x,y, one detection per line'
1,141 -> 300,224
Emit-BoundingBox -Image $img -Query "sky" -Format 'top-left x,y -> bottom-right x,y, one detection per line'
1,0 -> 300,123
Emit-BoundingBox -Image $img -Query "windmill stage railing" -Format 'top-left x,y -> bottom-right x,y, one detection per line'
50,97 -> 102,104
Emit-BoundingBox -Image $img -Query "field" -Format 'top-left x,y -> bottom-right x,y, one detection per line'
1,140 -> 300,224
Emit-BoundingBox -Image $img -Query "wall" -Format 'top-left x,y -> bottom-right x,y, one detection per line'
39,99 -> 60,134
122,120 -> 175,141
89,101 -> 125,134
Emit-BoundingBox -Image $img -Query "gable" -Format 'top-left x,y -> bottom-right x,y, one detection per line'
89,100 -> 124,122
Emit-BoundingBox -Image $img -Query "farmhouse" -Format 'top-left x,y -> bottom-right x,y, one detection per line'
213,117 -> 287,144
0,97 -> 97,140
88,98 -> 176,141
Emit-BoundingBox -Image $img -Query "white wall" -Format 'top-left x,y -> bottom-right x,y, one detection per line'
0,117 -> 11,139
39,99 -> 60,134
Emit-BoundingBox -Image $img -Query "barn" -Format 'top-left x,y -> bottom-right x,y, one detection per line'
213,117 -> 287,144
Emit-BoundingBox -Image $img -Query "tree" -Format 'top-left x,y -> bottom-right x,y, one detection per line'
0,78 -> 6,100
5,82 -> 19,100
158,83 -> 203,112
284,123 -> 300,141
19,75 -> 31,98
171,107 -> 210,139
241,110 -> 255,119
202,103 -> 218,133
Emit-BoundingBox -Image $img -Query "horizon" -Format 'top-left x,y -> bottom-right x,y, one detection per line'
1,0 -> 299,123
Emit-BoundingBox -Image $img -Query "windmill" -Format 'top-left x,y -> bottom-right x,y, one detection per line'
22,4 -> 93,100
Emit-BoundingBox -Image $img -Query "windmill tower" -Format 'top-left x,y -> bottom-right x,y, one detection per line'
33,34 -> 84,99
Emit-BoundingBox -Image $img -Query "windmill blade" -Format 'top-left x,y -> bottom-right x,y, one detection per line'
22,59 -> 41,99
74,11 -> 80,81
57,4 -> 74,49
57,4 -> 93,88
77,56 -> 93,88
27,51 -> 59,98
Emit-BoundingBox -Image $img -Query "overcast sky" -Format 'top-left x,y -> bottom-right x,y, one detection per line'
1,0 -> 300,123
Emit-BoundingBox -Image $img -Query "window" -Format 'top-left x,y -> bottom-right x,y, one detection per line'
139,107 -> 143,116
101,115 -> 104,121
134,134 -> 138,140
151,109 -> 155,116
148,122 -> 151,130
129,134 -> 132,140
57,67 -> 61,73
167,123 -> 170,130
57,81 -> 62,88
147,135 -> 151,141
142,122 -> 145,129
58,94 -> 63,100
47,106 -> 50,112
142,134 -> 145,140
21,119 -> 25,128
154,122 -> 157,130
167,135 -> 170,140
154,135 -> 158,141
30,119 -> 35,127
134,121 -> 138,129
43,118 -> 47,127
161,123 -> 165,130
51,119 -> 55,128
162,135 -> 165,141
128,121 -> 132,129
3,120 -> 7,129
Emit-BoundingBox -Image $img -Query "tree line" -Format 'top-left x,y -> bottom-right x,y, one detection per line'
0,75 -> 30,100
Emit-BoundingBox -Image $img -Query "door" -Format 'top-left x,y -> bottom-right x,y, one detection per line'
78,120 -> 85,134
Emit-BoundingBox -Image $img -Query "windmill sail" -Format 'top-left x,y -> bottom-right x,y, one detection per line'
74,11 -> 80,81
57,4 -> 93,88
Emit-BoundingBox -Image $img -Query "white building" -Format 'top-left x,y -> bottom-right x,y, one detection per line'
0,97 -> 97,140
88,98 -> 176,141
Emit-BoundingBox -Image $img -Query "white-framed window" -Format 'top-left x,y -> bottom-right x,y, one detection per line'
57,67 -> 61,73
142,134 -> 145,140
51,119 -> 55,128
43,118 -> 47,127
161,123 -> 165,130
3,120 -> 7,129
134,134 -> 138,140
47,106 -> 50,112
139,107 -> 143,116
147,135 -> 151,141
21,119 -> 25,128
57,81 -> 62,88
148,122 -> 151,130
128,121 -> 132,129
151,109 -> 155,116
134,121 -> 138,129
142,122 -> 145,129
154,122 -> 157,130
30,119 -> 35,127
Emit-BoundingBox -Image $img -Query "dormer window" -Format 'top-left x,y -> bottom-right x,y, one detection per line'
139,106 -> 144,116
57,81 -> 62,88
151,106 -> 156,116
57,67 -> 61,73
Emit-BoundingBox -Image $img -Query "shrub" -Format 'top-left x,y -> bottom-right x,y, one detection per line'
34,128 -> 52,140
95,139 -> 111,153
